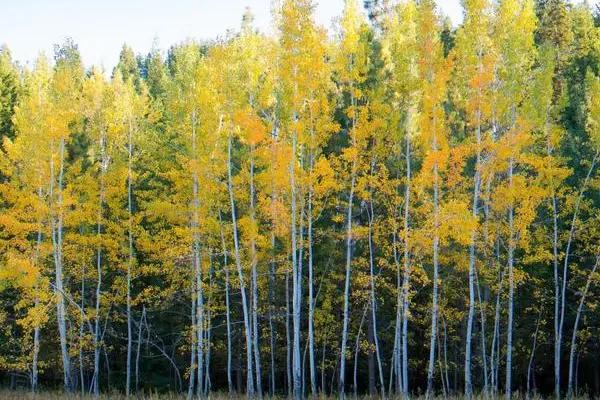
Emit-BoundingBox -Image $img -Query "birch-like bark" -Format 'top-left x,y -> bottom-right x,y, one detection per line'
339,91 -> 358,397
79,265 -> 86,395
527,307 -> 542,399
135,306 -> 146,393
268,127 -> 278,396
465,106 -> 482,399
195,244 -> 204,392
437,322 -> 447,399
544,54 -> 561,400
204,259 -> 213,395
32,305 -> 41,391
426,135 -> 440,399
188,279 -> 197,400
552,190 -> 560,400
249,149 -> 263,398
321,341 -> 327,395
269,229 -> 277,396
307,147 -> 317,397
567,255 -> 600,396
51,138 -> 73,392
391,230 -> 402,395
475,268 -> 489,396
367,193 -> 385,398
32,185 -> 44,393
93,128 -> 107,397
401,120 -> 412,396
505,157 -> 515,400
290,120 -> 302,400
191,110 -> 205,399
298,198 -> 306,397
286,269 -> 292,396
228,133 -> 255,396
558,150 -> 599,398
218,211 -> 233,394
126,122 -> 134,398
490,240 -> 503,396
339,159 -> 356,398
442,319 -> 450,395
353,302 -> 369,398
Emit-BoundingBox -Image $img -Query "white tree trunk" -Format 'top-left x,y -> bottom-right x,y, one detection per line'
286,269 -> 292,396
401,126 -> 412,397
339,160 -> 356,398
506,157 -> 515,400
190,110 -> 205,399
552,190 -> 560,400
527,307 -> 542,399
204,261 -> 213,395
465,108 -> 482,399
269,229 -> 277,396
567,255 -> 600,396
135,306 -> 146,392
391,231 -> 403,395
353,302 -> 369,398
188,279 -> 197,400
339,92 -> 359,398
475,268 -> 489,396
79,266 -> 86,395
219,211 -> 234,394
126,122 -> 134,398
249,150 -> 263,398
268,130 -> 278,397
290,125 -> 302,400
558,149 -> 599,399
307,148 -> 317,397
32,317 -> 41,392
367,191 -> 385,398
490,240 -> 503,396
426,156 -> 440,399
93,129 -> 107,397
32,185 -> 44,394
51,138 -> 73,392
228,133 -> 255,396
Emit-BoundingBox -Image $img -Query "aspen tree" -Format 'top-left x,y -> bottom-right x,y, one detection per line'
493,1 -> 538,397
277,1 -> 329,397
414,1 -> 451,397
566,71 -> 600,397
231,20 -> 277,396
299,27 -> 335,400
3,56 -> 53,393
210,40 -> 257,396
165,44 -> 211,397
333,1 -> 370,396
536,4 -> 574,395
110,70 -> 147,398
49,43 -> 83,392
81,67 -> 110,397
381,2 -> 419,394
451,1 -> 495,395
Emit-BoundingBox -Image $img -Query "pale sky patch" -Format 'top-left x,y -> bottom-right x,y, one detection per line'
1,0 -> 597,70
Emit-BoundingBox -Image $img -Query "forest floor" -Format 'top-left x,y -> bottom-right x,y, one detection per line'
0,392 -> 583,400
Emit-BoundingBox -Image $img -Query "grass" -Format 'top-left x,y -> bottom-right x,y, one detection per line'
0,391 -> 187,400
0,392 -> 594,400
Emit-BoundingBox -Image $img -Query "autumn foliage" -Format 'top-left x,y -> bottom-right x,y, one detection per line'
1,0 -> 600,398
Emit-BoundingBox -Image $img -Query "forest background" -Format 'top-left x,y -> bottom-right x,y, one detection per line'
1,0 -> 600,399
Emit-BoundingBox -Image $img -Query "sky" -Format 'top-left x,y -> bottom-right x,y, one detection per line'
1,0 -> 597,70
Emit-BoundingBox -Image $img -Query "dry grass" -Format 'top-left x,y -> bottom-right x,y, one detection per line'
0,392 -> 593,400
0,391 -> 187,400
